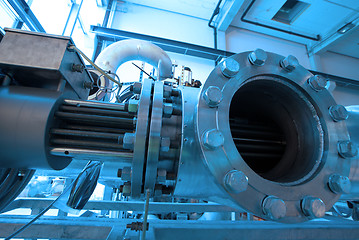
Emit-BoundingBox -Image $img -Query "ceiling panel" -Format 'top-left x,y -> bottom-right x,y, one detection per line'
327,26 -> 359,59
231,0 -> 354,40
123,0 -> 219,20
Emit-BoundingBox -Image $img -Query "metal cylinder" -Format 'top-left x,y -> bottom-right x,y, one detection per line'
0,86 -> 71,170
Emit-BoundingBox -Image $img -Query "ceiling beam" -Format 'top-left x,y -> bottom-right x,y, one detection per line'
307,16 -> 359,56
217,0 -> 244,31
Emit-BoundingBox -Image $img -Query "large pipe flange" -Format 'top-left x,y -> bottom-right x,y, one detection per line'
196,50 -> 352,222
131,78 -> 153,198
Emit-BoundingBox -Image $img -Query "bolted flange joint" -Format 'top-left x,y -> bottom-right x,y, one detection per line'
329,105 -> 348,122
203,86 -> 223,107
262,196 -> 286,220
337,140 -> 358,158
328,174 -> 351,194
128,99 -> 139,113
248,48 -> 267,66
280,55 -> 299,72
308,75 -> 328,91
220,58 -> 240,78
131,82 -> 142,94
301,196 -> 326,219
123,132 -> 136,150
202,129 -> 224,150
223,170 -> 248,193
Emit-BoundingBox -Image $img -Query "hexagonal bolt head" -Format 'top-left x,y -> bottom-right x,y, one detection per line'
120,167 -> 132,181
71,63 -> 84,73
128,99 -> 139,113
329,105 -> 348,122
163,85 -> 173,98
280,55 -> 299,72
83,81 -> 93,89
203,86 -> 223,108
123,132 -> 136,150
121,182 -> 131,197
163,103 -> 173,118
223,170 -> 248,193
131,82 -> 142,94
328,174 -> 351,194
157,169 -> 167,184
338,140 -> 358,158
301,197 -> 326,219
202,129 -> 224,149
308,75 -> 328,91
220,58 -> 240,78
248,48 -> 267,66
160,137 -> 171,152
262,196 -> 287,220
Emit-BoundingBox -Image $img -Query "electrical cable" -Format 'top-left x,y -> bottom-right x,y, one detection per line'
67,45 -> 122,87
4,162 -> 101,240
132,62 -> 155,80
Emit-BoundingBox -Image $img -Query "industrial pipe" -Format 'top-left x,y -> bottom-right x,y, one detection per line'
94,39 -> 173,80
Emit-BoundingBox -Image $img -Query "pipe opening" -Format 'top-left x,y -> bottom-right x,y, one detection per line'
229,78 -> 324,184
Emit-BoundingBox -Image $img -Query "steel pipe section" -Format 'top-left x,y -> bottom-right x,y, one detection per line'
90,39 -> 173,100
0,86 -> 71,170
94,39 -> 173,79
193,50 -> 355,222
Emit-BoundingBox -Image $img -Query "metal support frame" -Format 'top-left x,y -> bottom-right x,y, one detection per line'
62,0 -> 84,37
90,25 -> 359,90
3,198 -> 238,213
6,0 -> 45,32
216,0 -> 243,32
90,25 -> 233,62
0,215 -> 359,240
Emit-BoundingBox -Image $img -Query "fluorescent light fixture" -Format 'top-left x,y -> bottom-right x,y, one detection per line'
337,22 -> 355,34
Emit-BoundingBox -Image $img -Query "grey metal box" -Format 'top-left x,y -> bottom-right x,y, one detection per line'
0,29 -> 91,99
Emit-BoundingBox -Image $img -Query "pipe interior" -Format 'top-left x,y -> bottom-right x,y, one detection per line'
229,79 -> 323,184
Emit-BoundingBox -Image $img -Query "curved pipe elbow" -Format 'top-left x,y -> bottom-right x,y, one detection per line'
95,39 -> 173,80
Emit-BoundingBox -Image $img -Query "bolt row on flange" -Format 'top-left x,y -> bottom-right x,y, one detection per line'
195,48 -> 356,222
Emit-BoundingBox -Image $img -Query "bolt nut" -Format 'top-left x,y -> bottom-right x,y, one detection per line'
248,48 -> 267,66
220,58 -> 240,78
280,55 -> 299,72
308,75 -> 328,91
163,85 -> 173,98
328,174 -> 351,194
123,132 -> 136,150
329,105 -> 348,121
338,140 -> 358,158
121,182 -> 131,197
203,86 -> 223,107
132,82 -> 142,94
71,63 -> 84,73
301,197 -> 326,219
160,137 -> 171,152
202,129 -> 224,149
83,81 -> 93,89
157,169 -> 167,184
262,196 -> 286,220
224,170 -> 248,193
120,167 -> 132,181
117,169 -> 122,177
163,103 -> 173,118
128,99 -> 139,113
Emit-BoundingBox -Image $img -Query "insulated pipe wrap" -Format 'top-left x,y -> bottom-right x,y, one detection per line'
95,39 -> 173,79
